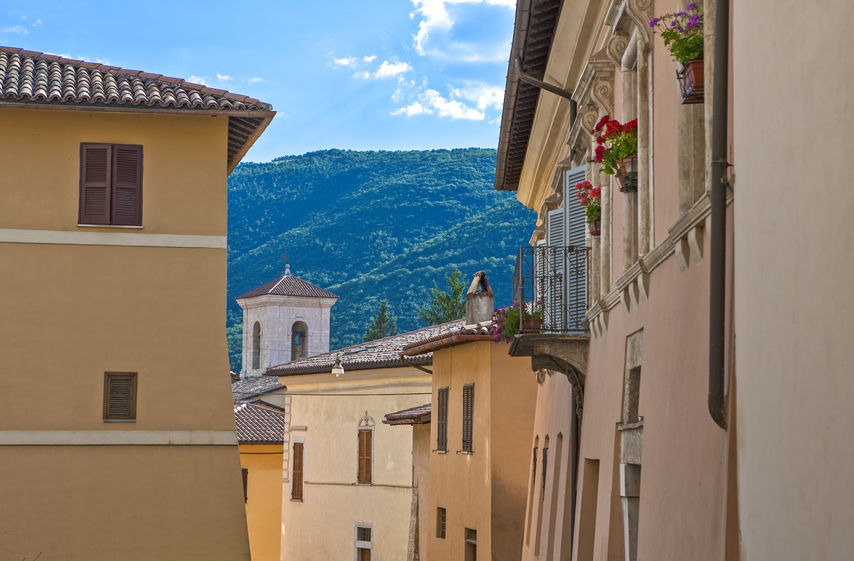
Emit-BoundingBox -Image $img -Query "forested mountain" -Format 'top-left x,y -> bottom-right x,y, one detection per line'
226,148 -> 535,372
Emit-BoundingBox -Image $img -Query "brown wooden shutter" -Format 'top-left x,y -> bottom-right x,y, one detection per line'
79,144 -> 111,224
242,468 -> 248,503
462,384 -> 474,452
358,429 -> 372,484
103,372 -> 137,420
291,442 -> 304,500
111,144 -> 142,225
437,387 -> 448,452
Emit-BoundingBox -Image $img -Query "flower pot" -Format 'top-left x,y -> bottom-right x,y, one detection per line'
588,219 -> 601,236
522,318 -> 543,333
615,155 -> 638,193
677,59 -> 704,104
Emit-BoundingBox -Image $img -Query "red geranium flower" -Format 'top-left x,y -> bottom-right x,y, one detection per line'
592,114 -> 610,134
595,145 -> 606,162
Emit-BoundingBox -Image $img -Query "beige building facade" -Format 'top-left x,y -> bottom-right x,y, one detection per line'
0,47 -> 273,559
267,322 -> 463,561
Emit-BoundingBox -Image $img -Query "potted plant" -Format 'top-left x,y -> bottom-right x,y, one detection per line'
593,116 -> 638,192
574,180 -> 602,236
492,302 -> 543,342
650,3 -> 704,104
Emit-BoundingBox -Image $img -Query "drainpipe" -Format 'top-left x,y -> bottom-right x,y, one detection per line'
708,0 -> 729,430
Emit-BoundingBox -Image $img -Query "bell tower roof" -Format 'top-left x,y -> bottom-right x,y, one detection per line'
236,269 -> 337,301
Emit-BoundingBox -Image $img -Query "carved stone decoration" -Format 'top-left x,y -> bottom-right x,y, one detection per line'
626,0 -> 654,43
540,193 -> 562,217
536,368 -> 548,384
607,33 -> 630,66
529,223 -> 545,245
573,385 -> 584,421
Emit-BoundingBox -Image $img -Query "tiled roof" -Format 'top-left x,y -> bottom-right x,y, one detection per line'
232,376 -> 284,402
384,403 -> 431,425
401,321 -> 496,356
0,46 -> 274,173
495,0 -> 562,191
234,402 -> 285,444
236,272 -> 337,300
266,319 -> 466,376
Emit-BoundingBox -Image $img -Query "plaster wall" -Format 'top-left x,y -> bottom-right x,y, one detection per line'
733,1 -> 854,559
240,443 -> 285,561
239,295 -> 334,377
413,422 -> 432,560
426,342 -> 536,561
279,370 -> 431,561
0,107 -> 247,558
521,370 -> 575,561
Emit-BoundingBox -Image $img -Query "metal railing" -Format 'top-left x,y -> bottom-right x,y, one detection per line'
512,245 -> 589,334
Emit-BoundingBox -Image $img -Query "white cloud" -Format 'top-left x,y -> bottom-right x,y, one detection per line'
187,75 -> 208,85
354,59 -> 413,80
450,83 -> 504,111
216,73 -> 233,81
249,77 -> 264,83
32,18 -> 42,27
410,0 -> 514,62
1,25 -> 28,35
393,88 -> 484,120
363,55 -> 377,63
332,55 -> 359,68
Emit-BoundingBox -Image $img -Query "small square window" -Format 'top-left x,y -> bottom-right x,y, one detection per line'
103,372 -> 137,421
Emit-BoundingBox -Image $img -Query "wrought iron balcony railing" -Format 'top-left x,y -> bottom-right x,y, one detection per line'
512,245 -> 589,334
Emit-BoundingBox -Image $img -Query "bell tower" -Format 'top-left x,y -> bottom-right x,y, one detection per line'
235,264 -> 337,378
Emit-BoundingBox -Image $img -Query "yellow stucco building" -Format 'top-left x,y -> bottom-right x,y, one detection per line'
0,47 -> 273,559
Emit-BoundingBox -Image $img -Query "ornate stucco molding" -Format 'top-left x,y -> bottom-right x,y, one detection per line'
606,32 -> 631,66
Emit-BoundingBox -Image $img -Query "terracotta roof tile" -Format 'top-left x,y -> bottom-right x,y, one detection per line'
266,319 -> 466,376
384,403 -> 431,425
234,402 -> 285,444
236,273 -> 337,300
232,376 -> 284,402
0,46 -> 271,112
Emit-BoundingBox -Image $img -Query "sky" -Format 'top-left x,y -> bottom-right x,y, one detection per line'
1,0 -> 516,163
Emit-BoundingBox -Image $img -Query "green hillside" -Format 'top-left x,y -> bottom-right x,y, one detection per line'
226,148 -> 535,372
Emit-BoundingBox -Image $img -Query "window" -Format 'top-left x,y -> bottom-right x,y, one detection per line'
437,387 -> 448,452
436,507 -> 446,539
242,468 -> 248,504
103,372 -> 137,421
291,442 -> 304,501
464,528 -> 477,561
462,384 -> 474,452
525,438 -> 539,545
252,322 -> 261,370
357,428 -> 373,484
291,321 -> 308,360
355,524 -> 372,561
79,143 -> 142,226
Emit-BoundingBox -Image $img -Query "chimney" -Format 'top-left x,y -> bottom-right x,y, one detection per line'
465,271 -> 495,325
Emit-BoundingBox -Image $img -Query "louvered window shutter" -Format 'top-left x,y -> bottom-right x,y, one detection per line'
242,468 -> 248,503
564,166 -> 588,332
462,384 -> 474,452
358,429 -> 373,484
545,207 -> 566,332
79,144 -> 111,224
437,387 -> 448,452
111,145 -> 143,226
291,442 -> 304,500
103,372 -> 137,420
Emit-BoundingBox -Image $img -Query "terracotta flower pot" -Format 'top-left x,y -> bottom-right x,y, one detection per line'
678,59 -> 704,104
615,155 -> 638,193
522,317 -> 543,333
588,219 -> 601,236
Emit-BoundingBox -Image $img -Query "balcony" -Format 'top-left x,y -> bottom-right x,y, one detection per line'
508,244 -> 590,380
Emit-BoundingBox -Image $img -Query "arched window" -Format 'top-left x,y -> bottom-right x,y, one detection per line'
252,321 -> 261,369
291,321 -> 308,360
357,413 -> 374,485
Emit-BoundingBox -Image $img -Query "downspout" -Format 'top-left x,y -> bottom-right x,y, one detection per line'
708,0 -> 729,430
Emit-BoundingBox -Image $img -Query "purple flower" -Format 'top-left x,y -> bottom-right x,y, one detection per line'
686,2 -> 697,9
687,13 -> 700,29
649,16 -> 660,27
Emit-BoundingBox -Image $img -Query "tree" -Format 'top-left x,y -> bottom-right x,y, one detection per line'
417,269 -> 467,325
363,300 -> 398,342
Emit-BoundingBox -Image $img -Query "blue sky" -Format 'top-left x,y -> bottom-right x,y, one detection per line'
1,0 -> 516,163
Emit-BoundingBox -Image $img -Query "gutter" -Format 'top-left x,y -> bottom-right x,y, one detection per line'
401,335 -> 495,358
708,0 -> 730,430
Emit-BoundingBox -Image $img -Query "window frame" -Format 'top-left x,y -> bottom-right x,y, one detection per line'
103,372 -> 138,421
436,386 -> 448,452
462,383 -> 474,453
436,506 -> 447,539
354,522 -> 373,561
357,427 -> 373,485
78,143 -> 143,227
291,441 -> 304,501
